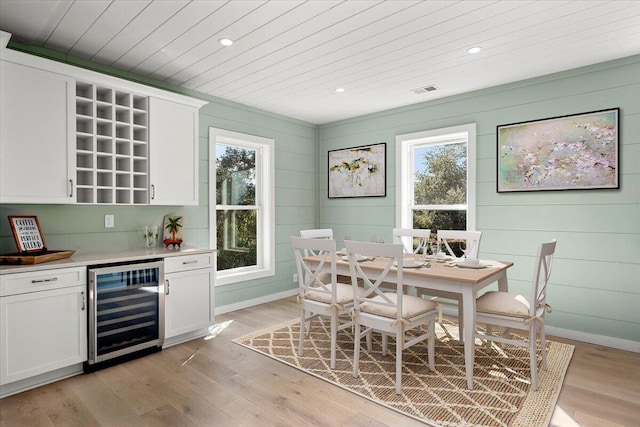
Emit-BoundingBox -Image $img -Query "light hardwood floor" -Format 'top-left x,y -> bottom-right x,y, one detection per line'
1,297 -> 638,426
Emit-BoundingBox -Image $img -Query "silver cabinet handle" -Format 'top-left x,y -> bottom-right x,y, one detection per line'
31,277 -> 58,283
182,260 -> 198,265
166,279 -> 170,295
151,184 -> 155,200
81,291 -> 85,311
69,179 -> 73,198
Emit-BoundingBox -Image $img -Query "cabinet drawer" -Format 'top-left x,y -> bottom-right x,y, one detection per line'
164,253 -> 213,273
0,267 -> 86,296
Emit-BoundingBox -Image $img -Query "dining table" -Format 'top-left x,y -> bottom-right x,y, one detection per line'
307,253 -> 513,390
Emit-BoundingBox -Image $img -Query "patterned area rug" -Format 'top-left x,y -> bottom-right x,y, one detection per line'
233,318 -> 574,427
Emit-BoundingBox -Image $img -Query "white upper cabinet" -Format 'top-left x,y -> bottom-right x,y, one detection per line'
0,61 -> 75,204
149,98 -> 199,206
0,35 -> 206,206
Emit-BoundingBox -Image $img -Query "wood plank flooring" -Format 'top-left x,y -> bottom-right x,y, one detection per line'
1,297 -> 638,426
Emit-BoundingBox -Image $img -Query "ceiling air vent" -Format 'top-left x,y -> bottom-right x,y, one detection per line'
411,85 -> 438,94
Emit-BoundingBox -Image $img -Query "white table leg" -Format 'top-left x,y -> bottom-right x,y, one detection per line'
498,271 -> 509,292
462,289 -> 475,390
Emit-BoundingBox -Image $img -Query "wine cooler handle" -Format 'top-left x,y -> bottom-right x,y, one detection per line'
81,291 -> 85,311
166,279 -> 170,295
69,179 -> 74,198
151,184 -> 155,200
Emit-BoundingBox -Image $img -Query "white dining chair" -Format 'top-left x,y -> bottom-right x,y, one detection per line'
474,239 -> 557,391
300,228 -> 350,283
346,240 -> 437,394
420,230 -> 483,341
392,228 -> 431,255
291,236 -> 357,369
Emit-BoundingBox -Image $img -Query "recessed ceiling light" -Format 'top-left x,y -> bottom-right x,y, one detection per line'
335,87 -> 345,93
219,38 -> 233,46
467,46 -> 482,54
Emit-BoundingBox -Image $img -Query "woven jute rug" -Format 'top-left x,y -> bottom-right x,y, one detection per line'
233,318 -> 574,427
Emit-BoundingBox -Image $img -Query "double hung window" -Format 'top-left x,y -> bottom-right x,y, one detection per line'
209,128 -> 275,285
396,123 -> 476,233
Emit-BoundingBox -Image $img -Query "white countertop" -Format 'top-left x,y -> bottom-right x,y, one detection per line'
0,246 -> 214,275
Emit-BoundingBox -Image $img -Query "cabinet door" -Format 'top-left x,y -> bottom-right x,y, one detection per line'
0,61 -> 75,204
0,285 -> 87,385
149,98 -> 199,205
164,269 -> 213,339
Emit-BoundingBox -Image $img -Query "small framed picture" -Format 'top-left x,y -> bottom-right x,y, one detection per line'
8,215 -> 47,253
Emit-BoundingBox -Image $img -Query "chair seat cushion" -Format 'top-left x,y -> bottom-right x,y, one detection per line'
360,292 -> 437,319
476,291 -> 531,318
305,283 -> 361,305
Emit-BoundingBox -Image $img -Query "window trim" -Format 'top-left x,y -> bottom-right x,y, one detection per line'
209,128 -> 275,286
395,123 -> 476,231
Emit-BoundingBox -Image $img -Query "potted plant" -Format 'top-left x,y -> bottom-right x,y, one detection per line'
163,216 -> 183,248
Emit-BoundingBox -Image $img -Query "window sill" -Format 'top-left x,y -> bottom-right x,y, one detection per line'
215,267 -> 274,286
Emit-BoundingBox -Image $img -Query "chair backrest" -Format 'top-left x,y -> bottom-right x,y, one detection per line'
291,236 -> 338,302
345,240 -> 404,318
300,228 -> 334,256
531,239 -> 557,315
300,228 -> 333,239
392,228 -> 431,254
437,230 -> 482,259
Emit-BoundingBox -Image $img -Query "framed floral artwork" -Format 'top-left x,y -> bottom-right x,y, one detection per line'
328,143 -> 386,198
497,108 -> 619,192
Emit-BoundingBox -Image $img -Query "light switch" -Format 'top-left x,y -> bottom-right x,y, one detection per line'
104,214 -> 115,228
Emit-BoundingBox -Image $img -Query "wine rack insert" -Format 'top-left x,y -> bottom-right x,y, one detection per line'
75,81 -> 149,204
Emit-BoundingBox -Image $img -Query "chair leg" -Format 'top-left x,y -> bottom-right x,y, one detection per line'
457,297 -> 464,343
366,330 -> 372,351
540,323 -> 547,370
382,333 -> 388,356
353,320 -> 361,379
485,324 -> 493,352
428,318 -> 436,372
529,327 -> 538,391
395,325 -> 404,395
298,307 -> 306,357
330,309 -> 337,369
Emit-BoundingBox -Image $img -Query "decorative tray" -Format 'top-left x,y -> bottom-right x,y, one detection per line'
0,250 -> 75,265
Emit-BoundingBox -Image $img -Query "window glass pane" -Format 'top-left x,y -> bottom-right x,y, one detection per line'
216,209 -> 257,271
216,145 -> 256,205
413,209 -> 467,234
413,143 -> 467,205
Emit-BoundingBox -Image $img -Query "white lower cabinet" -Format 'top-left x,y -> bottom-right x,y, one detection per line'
0,267 -> 87,386
164,253 -> 214,342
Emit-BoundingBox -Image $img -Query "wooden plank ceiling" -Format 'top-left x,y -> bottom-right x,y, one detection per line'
1,0 -> 639,124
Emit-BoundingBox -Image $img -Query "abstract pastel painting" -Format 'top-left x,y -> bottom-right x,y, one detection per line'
328,143 -> 386,198
497,108 -> 619,192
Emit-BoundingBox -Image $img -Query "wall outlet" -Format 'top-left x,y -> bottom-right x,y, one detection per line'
104,214 -> 115,228
292,273 -> 298,283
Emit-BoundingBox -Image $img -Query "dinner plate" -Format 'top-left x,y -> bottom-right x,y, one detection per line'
455,261 -> 487,269
424,254 -> 452,262
341,255 -> 370,262
394,259 -> 425,268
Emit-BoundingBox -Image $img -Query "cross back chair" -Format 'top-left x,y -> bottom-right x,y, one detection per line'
300,228 -> 350,283
474,239 -> 557,391
291,236 -> 356,369
345,240 -> 437,394
421,230 -> 483,341
392,228 -> 431,255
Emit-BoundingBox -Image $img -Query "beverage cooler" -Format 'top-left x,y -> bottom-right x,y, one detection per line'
86,260 -> 164,368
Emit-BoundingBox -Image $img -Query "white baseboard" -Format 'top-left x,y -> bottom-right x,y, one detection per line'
439,306 -> 640,353
214,288 -> 298,315
544,326 -> 640,353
